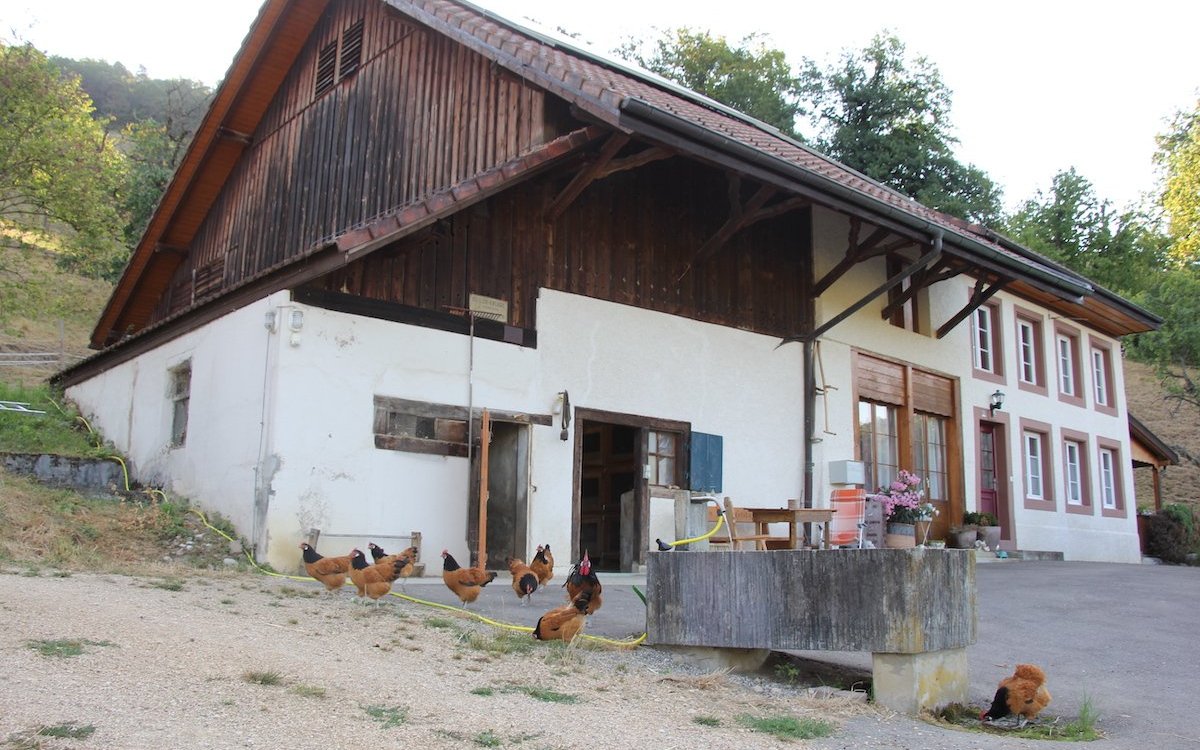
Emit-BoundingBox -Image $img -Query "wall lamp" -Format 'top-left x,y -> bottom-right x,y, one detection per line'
989,389 -> 1005,416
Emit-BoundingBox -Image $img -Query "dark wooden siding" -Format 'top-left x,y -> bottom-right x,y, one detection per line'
158,0 -> 550,322
312,158 -> 810,338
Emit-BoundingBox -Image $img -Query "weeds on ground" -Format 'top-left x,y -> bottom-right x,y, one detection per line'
463,630 -> 535,656
242,670 -> 283,686
363,704 -> 407,728
27,638 -> 114,658
693,715 -> 721,727
502,684 -> 579,704
931,698 -> 1102,741
150,577 -> 184,591
290,684 -> 327,699
473,730 -> 502,747
736,714 -> 835,741
0,383 -> 108,457
37,723 -> 95,739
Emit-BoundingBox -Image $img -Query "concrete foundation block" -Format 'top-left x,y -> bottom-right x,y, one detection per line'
658,645 -> 770,673
872,647 -> 968,715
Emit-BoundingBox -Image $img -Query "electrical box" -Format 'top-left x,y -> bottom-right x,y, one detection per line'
828,459 -> 865,485
690,432 -> 723,493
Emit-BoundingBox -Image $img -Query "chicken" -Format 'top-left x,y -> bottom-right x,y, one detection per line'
981,663 -> 1052,727
441,549 -> 497,606
563,550 -> 602,614
532,590 -> 592,643
299,542 -> 353,594
507,556 -> 539,604
348,549 -> 406,605
368,542 -> 418,590
530,544 -> 554,587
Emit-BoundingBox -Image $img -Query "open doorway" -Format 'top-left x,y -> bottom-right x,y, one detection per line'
468,419 -> 530,569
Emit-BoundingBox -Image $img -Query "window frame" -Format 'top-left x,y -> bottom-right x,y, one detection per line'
1089,336 -> 1118,416
1096,437 -> 1127,518
1062,428 -> 1093,514
373,395 -> 550,457
314,18 -> 365,99
646,429 -> 682,488
168,360 -> 191,448
1020,418 -> 1055,511
858,400 -> 900,493
971,301 -> 1005,384
1054,322 -> 1084,407
1013,306 -> 1047,396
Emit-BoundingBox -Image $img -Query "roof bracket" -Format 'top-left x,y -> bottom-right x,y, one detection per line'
935,275 -> 1010,339
812,220 -> 893,297
544,132 -> 630,224
676,176 -> 777,281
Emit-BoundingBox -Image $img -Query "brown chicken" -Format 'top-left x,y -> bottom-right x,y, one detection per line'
981,663 -> 1052,727
441,549 -> 497,606
563,550 -> 602,614
299,542 -> 352,593
532,590 -> 591,643
368,542 -> 418,590
530,544 -> 554,587
348,549 -> 405,605
507,556 -> 539,604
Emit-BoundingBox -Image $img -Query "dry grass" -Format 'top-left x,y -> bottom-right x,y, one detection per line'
658,667 -> 732,690
1124,360 -> 1200,511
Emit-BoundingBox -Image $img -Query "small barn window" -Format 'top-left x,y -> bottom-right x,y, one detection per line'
313,18 -> 365,99
338,20 -> 364,81
374,396 -> 470,457
169,361 -> 191,448
314,41 -> 337,97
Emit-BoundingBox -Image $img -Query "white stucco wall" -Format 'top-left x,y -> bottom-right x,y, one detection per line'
809,207 -> 1140,562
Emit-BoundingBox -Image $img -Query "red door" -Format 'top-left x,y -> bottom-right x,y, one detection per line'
979,423 -> 998,519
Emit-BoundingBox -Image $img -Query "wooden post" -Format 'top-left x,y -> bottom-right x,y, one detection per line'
477,409 -> 491,568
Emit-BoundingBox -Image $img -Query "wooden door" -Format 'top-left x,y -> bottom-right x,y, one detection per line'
979,422 -> 999,519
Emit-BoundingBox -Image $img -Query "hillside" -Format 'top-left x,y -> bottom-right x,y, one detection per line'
1124,359 -> 1200,510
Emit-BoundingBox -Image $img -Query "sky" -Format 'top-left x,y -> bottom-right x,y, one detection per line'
3,0 -> 1197,214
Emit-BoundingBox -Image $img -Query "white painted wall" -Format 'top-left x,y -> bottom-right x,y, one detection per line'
808,207 -> 1140,562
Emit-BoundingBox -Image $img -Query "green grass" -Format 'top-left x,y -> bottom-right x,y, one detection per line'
242,669 -> 283,686
473,730 -> 502,747
0,382 -> 110,457
503,684 -> 578,704
37,723 -> 96,739
470,687 -> 495,696
693,715 -> 721,727
289,684 -> 327,699
465,630 -> 535,656
932,699 -> 1102,741
27,638 -> 114,658
426,616 -> 456,629
363,704 -> 408,728
151,577 -> 184,591
736,714 -> 834,741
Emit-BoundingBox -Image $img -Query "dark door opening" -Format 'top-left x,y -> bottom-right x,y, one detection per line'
978,419 -> 1011,547
579,421 -> 640,572
468,420 -> 529,570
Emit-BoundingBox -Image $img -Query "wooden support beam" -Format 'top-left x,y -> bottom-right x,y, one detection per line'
812,222 -> 892,297
596,145 -> 673,178
742,196 -> 810,227
935,276 -> 1010,339
544,133 -> 630,223
691,183 -> 776,264
879,257 -> 954,321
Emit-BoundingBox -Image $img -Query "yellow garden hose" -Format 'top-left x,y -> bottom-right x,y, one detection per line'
655,497 -> 726,550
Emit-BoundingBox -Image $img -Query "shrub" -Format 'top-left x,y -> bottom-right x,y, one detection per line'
1143,511 -> 1191,564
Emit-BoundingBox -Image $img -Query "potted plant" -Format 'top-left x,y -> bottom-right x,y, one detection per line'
867,469 -> 924,549
914,502 -> 938,546
974,512 -> 1001,551
948,524 -> 978,549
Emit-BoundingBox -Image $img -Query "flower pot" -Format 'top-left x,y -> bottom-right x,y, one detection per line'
884,522 -> 916,549
949,527 -> 978,549
977,524 -> 1002,551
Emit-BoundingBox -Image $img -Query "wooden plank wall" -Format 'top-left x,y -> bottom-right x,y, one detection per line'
313,158 -> 810,338
646,548 -> 976,653
158,0 -> 549,320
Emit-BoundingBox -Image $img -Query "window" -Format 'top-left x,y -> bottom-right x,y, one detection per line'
1014,308 -> 1046,395
314,18 -> 365,98
646,429 -> 680,487
885,256 -> 927,334
373,396 -> 471,457
169,361 -> 191,447
1020,418 -> 1055,511
1055,323 -> 1083,406
971,301 -> 1004,383
1099,448 -> 1117,509
1090,337 -> 1117,415
1024,431 -> 1044,500
858,400 -> 898,492
912,412 -> 948,503
1097,438 -> 1126,517
1062,429 -> 1092,513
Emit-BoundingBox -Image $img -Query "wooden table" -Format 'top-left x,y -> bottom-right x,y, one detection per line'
743,507 -> 835,550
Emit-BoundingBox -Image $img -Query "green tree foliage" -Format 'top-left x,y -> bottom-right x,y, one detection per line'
803,33 -> 1002,225
1156,98 -> 1200,267
616,29 -> 804,138
0,43 -> 128,281
1005,168 -> 1167,295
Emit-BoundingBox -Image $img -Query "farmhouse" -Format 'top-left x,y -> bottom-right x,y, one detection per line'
55,0 -> 1159,571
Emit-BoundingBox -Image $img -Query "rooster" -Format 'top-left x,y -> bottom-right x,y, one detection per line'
981,663 -> 1052,727
441,549 -> 497,607
299,542 -> 352,594
348,549 -> 405,605
532,590 -> 591,644
530,544 -> 554,587
507,556 -> 539,604
563,550 -> 602,614
368,542 -> 418,591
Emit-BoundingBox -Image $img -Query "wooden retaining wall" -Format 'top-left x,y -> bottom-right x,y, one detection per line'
646,548 -> 975,654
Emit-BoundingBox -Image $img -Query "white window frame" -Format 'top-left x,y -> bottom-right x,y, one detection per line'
1018,319 -> 1037,385
1099,448 -> 1117,509
1057,334 -> 1076,396
1024,431 -> 1044,500
974,307 -> 994,373
1092,349 -> 1109,406
1064,440 -> 1083,505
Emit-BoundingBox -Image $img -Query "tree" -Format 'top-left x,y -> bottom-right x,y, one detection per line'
1156,98 -> 1200,267
0,43 -> 128,280
802,33 -> 1003,225
1005,168 -> 1166,295
616,29 -> 804,138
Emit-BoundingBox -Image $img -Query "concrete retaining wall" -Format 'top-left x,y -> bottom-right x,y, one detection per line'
2,453 -> 125,491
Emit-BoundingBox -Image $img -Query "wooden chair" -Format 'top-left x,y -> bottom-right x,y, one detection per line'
722,497 -> 775,550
